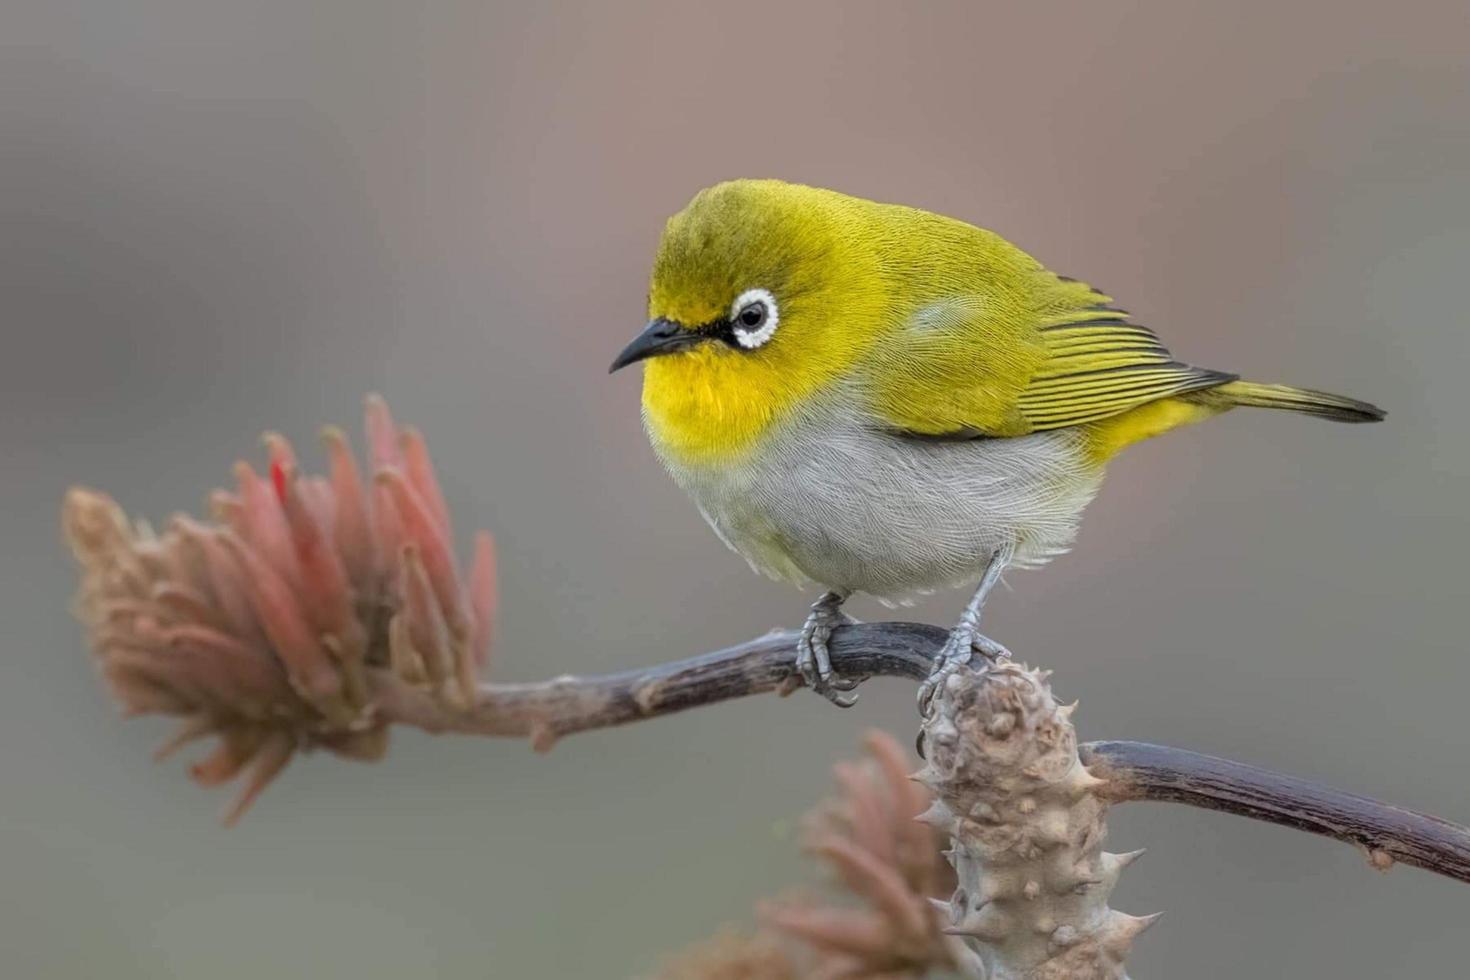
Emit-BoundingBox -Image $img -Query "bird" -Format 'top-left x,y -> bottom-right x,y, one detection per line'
609,179 -> 1384,712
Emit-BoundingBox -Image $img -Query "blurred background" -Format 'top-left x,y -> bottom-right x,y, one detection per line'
4,1 -> 1468,976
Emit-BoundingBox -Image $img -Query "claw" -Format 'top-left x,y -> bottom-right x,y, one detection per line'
795,590 -> 860,707
918,630 -> 1010,718
973,633 -> 1012,662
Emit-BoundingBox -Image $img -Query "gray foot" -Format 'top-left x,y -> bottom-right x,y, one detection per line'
917,626 -> 1011,716
795,590 -> 860,708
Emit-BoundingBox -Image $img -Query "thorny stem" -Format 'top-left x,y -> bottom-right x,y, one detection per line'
373,621 -> 1470,886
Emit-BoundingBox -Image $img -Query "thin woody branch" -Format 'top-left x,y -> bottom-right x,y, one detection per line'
373,621 -> 1470,887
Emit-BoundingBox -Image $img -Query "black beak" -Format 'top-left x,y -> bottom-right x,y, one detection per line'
609,318 -> 700,373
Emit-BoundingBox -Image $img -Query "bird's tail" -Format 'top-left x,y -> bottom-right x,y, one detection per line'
1198,380 -> 1386,423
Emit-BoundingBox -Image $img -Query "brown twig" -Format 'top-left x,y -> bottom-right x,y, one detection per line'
373,621 -> 1470,886
1084,740 -> 1470,883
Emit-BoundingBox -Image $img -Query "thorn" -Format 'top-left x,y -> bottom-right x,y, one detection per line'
1066,766 -> 1109,797
914,800 -> 953,828
1022,880 -> 1040,900
908,765 -> 944,790
1131,911 -> 1164,934
1102,911 -> 1163,951
944,908 -> 1009,942
1109,848 -> 1146,870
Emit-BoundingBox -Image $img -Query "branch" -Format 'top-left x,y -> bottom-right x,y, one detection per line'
374,621 -> 1470,886
1084,740 -> 1470,883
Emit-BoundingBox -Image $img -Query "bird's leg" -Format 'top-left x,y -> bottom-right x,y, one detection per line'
796,589 -> 860,708
918,545 -> 1014,716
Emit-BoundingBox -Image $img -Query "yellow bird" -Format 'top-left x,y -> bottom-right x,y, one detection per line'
610,180 -> 1383,711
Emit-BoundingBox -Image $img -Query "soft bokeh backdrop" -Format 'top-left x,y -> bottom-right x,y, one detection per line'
5,2 -> 1468,976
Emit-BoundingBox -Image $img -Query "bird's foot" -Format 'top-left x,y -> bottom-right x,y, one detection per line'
795,590 -> 860,708
917,626 -> 1011,717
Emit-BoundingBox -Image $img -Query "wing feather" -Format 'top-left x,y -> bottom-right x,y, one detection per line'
1018,313 -> 1234,429
866,277 -> 1234,438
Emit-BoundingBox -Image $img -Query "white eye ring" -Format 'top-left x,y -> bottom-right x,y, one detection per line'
730,287 -> 779,350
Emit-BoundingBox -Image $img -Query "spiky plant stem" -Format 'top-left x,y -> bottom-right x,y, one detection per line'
915,663 -> 1158,979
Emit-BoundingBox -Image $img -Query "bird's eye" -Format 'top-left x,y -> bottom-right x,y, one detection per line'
729,288 -> 779,350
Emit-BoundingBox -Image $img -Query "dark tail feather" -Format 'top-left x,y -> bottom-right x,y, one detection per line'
1208,380 -> 1386,423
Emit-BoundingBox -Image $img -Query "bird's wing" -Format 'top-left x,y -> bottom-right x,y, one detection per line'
1017,308 -> 1235,431
864,278 -> 1234,438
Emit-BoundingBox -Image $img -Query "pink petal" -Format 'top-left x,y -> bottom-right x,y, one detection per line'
106,646 -> 211,710
274,462 -> 355,640
162,623 -> 294,707
190,729 -> 263,787
61,487 -> 132,564
363,393 -> 402,471
468,531 -> 497,668
123,628 -> 264,715
217,531 -> 344,712
322,425 -> 375,590
866,730 -> 929,819
151,582 -> 232,634
760,903 -> 895,957
222,732 -> 295,826
832,761 -> 894,868
400,546 -> 451,687
234,462 -> 301,588
101,660 -> 192,715
159,525 -> 211,596
371,481 -> 404,580
262,431 -> 298,471
173,520 -> 266,646
153,715 -> 217,762
376,469 -> 467,634
300,476 -> 336,536
208,490 -> 245,538
810,835 -> 929,941
400,426 -> 451,535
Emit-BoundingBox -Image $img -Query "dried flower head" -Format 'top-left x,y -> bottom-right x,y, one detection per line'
760,730 -> 958,979
62,395 -> 496,823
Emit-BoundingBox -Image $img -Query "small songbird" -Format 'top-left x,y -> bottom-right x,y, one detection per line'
610,180 -> 1383,711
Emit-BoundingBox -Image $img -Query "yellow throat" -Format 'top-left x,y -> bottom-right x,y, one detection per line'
639,181 -> 888,465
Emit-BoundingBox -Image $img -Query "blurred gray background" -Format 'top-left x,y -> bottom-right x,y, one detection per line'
4,1 -> 1468,977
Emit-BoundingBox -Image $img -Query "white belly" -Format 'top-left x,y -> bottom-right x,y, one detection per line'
653,400 -> 1103,602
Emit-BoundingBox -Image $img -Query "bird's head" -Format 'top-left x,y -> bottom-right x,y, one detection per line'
611,180 -> 886,463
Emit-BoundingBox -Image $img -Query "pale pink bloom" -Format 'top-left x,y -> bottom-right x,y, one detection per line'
760,731 -> 956,979
63,395 -> 496,824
